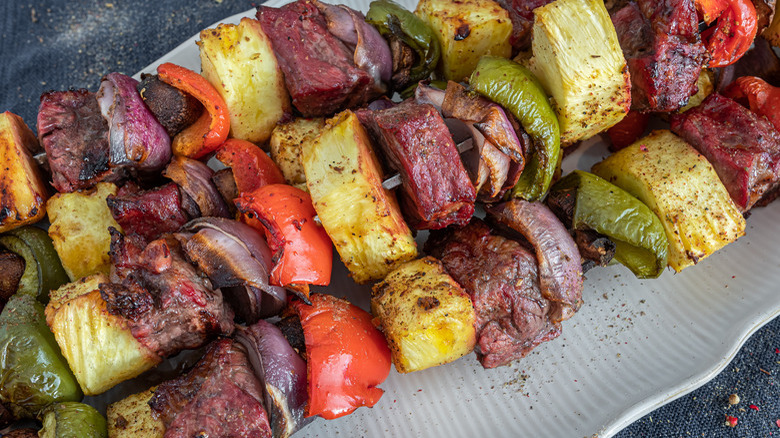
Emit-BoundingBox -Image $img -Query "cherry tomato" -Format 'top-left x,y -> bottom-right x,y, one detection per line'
697,0 -> 757,68
236,184 -> 332,299
291,293 -> 392,420
606,110 -> 650,152
157,62 -> 230,158
216,138 -> 286,195
723,76 -> 780,131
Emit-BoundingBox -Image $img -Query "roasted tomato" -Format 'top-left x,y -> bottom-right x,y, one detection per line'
697,0 -> 758,68
606,110 -> 650,152
291,293 -> 392,420
216,138 -> 285,194
723,76 -> 780,131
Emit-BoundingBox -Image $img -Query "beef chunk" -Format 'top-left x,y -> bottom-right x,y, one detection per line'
101,233 -> 234,358
426,220 -> 560,368
256,0 -> 376,117
137,74 -> 203,137
37,89 -> 126,192
150,339 -> 272,438
494,0 -> 554,52
107,182 -> 193,242
363,100 -> 476,229
612,0 -> 706,112
671,93 -> 780,211
0,250 -> 24,303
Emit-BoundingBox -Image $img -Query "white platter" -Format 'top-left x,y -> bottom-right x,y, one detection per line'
134,2 -> 780,437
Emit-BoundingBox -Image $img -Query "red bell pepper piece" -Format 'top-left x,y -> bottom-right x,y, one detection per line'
697,0 -> 757,68
216,138 -> 285,194
723,76 -> 780,132
606,110 -> 650,152
235,184 -> 332,299
157,62 -> 230,158
291,293 -> 391,420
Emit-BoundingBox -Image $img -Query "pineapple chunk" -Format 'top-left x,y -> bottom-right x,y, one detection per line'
0,112 -> 48,233
269,118 -> 325,191
302,110 -> 417,283
199,17 -> 290,144
45,275 -> 160,395
592,130 -> 745,272
415,0 -> 512,81
526,0 -> 630,146
46,182 -> 122,281
372,257 -> 476,373
107,388 -> 165,438
678,69 -> 715,113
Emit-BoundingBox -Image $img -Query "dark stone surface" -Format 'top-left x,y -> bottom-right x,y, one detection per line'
1,1 -> 778,436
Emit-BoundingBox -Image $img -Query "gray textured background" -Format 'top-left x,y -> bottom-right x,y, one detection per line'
1,1 -> 778,436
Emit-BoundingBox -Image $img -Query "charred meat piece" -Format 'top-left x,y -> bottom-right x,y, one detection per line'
37,89 -> 126,192
611,0 -> 706,112
753,0 -> 776,33
426,219 -> 561,368
494,0 -> 553,52
256,0 -> 377,117
149,338 -> 272,438
106,182 -> 193,242
100,232 -> 234,358
137,74 -> 203,137
0,250 -> 25,303
670,93 -> 780,211
363,100 -> 475,229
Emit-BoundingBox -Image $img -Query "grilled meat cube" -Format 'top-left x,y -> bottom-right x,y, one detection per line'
37,89 -> 126,192
671,93 -> 780,211
426,219 -> 561,368
611,0 -> 706,112
149,339 -> 272,438
363,100 -> 476,229
137,74 -> 202,138
256,0 -> 376,117
107,182 -> 193,242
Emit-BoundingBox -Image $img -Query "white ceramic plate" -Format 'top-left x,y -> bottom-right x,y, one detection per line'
133,2 -> 780,437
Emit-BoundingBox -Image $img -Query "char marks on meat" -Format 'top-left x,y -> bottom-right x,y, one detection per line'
363,100 -> 475,229
426,219 -> 560,368
37,89 -> 126,192
670,93 -> 780,211
256,0 -> 378,117
611,0 -> 706,112
107,182 -> 193,242
100,232 -> 234,358
137,74 -> 203,138
494,0 -> 553,52
150,338 -> 272,438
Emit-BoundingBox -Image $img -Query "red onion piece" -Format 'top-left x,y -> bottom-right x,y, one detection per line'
96,72 -> 171,171
179,217 -> 286,322
316,1 -> 392,92
414,82 -> 445,109
164,155 -> 230,218
487,199 -> 583,323
237,320 -> 310,438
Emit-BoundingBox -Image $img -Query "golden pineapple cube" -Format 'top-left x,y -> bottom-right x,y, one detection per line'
107,388 -> 165,438
301,110 -> 417,283
269,118 -> 325,191
0,112 -> 48,233
199,17 -> 291,144
592,130 -> 745,272
415,0 -> 512,81
527,0 -> 630,146
372,257 -> 476,373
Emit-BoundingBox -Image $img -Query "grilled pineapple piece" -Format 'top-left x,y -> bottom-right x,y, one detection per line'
0,112 -> 48,233
526,0 -> 630,146
678,69 -> 715,113
269,118 -> 325,191
372,257 -> 476,373
415,0 -> 512,81
302,110 -> 417,283
45,275 -> 160,395
47,182 -> 122,281
199,17 -> 290,144
592,130 -> 745,272
107,388 -> 165,438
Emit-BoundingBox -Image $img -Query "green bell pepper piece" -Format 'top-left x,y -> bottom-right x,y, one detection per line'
366,0 -> 441,84
469,56 -> 561,201
0,294 -> 82,418
0,226 -> 68,304
39,402 -> 107,438
551,170 -> 668,278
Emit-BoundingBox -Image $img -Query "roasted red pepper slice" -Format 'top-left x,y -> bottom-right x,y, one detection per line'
723,76 -> 780,131
698,0 -> 757,68
236,184 -> 332,298
606,110 -> 650,152
291,293 -> 391,420
216,138 -> 285,194
157,62 -> 230,158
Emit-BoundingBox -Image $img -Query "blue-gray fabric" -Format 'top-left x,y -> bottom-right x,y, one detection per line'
1,1 -> 777,436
